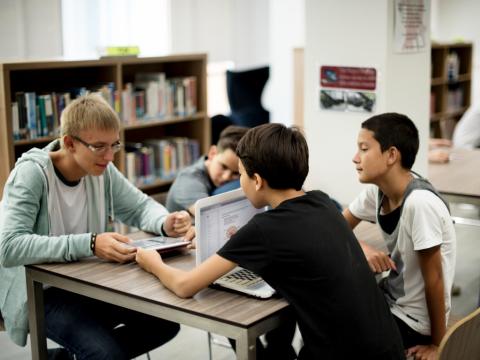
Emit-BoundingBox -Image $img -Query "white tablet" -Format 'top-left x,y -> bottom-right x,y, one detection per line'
126,236 -> 189,253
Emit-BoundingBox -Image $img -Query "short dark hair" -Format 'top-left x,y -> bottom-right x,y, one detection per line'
236,123 -> 309,190
216,125 -> 249,152
361,112 -> 419,169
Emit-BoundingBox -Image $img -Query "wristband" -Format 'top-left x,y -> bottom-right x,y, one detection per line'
160,223 -> 166,236
90,233 -> 97,254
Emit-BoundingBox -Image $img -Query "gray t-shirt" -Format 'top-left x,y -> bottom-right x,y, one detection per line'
166,156 -> 214,212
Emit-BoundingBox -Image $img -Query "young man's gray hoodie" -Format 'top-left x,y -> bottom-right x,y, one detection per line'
0,140 -> 169,346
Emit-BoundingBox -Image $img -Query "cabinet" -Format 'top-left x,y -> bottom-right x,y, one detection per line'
430,43 -> 472,139
0,54 -> 209,197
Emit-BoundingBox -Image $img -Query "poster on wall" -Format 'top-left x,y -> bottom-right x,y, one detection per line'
394,0 -> 428,53
319,66 -> 377,113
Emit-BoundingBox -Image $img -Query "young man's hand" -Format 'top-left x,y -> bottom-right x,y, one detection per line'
359,241 -> 396,273
136,248 -> 163,274
94,232 -> 136,263
406,344 -> 438,360
163,211 -> 192,237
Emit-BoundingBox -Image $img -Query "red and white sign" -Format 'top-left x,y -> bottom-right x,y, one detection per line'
320,66 -> 377,91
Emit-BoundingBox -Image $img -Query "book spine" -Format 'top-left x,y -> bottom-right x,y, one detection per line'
25,92 -> 37,139
11,102 -> 20,140
43,94 -> 54,136
38,96 -> 48,137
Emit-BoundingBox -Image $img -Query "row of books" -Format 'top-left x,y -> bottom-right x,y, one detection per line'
11,84 -> 115,141
120,74 -> 197,124
11,73 -> 198,141
125,137 -> 200,186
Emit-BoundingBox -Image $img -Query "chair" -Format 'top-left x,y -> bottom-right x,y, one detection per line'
211,66 -> 270,144
437,307 -> 480,360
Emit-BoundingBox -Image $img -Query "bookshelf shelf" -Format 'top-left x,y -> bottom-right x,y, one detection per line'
122,112 -> 206,130
0,54 -> 209,197
430,42 -> 472,139
14,136 -> 58,146
138,178 -> 174,193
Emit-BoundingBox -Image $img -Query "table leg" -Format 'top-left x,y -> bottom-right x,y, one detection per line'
236,329 -> 256,360
26,269 -> 47,360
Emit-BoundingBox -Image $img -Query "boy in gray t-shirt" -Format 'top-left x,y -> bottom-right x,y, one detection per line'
166,125 -> 248,214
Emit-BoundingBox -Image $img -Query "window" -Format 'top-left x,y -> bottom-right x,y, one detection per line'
62,0 -> 170,59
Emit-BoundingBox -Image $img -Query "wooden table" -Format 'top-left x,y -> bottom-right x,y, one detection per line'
428,148 -> 480,205
26,236 -> 290,360
428,148 -> 480,226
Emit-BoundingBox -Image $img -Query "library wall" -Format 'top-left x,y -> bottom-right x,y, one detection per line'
170,0 -> 269,68
0,0 -> 62,59
266,0 -> 305,127
303,0 -> 430,206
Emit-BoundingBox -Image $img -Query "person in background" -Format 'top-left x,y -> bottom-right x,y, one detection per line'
137,123 -> 405,360
166,125 -> 248,215
429,106 -> 480,163
343,113 -> 456,360
0,94 -> 193,360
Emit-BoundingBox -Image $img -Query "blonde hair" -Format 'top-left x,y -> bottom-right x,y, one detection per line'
60,94 -> 120,141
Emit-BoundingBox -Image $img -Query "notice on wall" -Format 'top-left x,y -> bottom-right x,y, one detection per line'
319,65 -> 377,113
394,0 -> 428,53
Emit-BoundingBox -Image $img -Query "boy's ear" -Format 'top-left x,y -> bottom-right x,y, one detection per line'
207,145 -> 217,160
253,173 -> 263,191
386,146 -> 400,165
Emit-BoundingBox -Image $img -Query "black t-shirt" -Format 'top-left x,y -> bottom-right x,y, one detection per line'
218,191 -> 405,359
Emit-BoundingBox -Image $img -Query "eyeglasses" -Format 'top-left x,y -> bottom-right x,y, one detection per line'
72,136 -> 123,155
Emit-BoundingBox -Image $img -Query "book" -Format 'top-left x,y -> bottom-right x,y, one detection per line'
25,92 -> 37,139
11,102 -> 20,140
43,95 -> 55,136
37,96 -> 48,137
15,92 -> 28,139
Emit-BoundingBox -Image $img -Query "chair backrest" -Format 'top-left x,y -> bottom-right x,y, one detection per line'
226,66 -> 270,128
438,307 -> 480,360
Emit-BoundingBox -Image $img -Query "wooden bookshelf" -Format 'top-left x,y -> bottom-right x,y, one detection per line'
0,54 -> 209,197
430,43 -> 472,139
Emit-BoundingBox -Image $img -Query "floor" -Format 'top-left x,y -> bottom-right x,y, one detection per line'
1,204 -> 478,360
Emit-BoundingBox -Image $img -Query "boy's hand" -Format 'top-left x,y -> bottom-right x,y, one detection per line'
406,344 -> 437,360
136,248 -> 163,274
360,242 -> 396,273
94,232 -> 136,263
163,211 -> 192,237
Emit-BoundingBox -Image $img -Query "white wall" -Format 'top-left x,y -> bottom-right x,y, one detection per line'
265,0 -> 305,125
303,0 -> 430,205
433,0 -> 480,108
170,0 -> 271,116
0,0 -> 62,60
170,0 -> 269,67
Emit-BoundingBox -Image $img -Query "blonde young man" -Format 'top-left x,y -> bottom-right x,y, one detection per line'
0,94 -> 192,360
165,125 -> 248,215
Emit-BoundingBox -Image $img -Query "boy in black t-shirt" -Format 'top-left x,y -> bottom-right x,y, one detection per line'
136,123 -> 405,359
